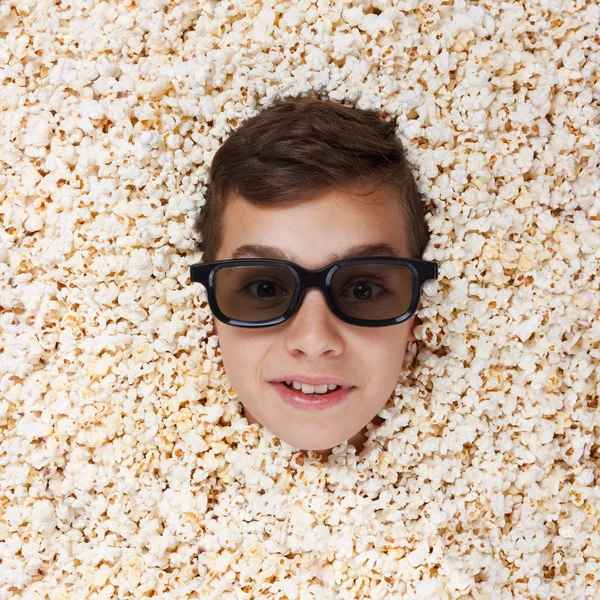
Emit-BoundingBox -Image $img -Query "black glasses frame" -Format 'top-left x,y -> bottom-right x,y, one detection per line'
189,257 -> 438,328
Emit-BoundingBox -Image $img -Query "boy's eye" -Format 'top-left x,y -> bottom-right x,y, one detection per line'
240,279 -> 289,301
342,281 -> 388,301
239,279 -> 389,302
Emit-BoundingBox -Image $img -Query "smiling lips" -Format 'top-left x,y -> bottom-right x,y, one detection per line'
271,376 -> 355,389
282,380 -> 340,396
272,381 -> 353,411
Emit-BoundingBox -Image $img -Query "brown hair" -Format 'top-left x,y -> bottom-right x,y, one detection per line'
192,92 -> 431,263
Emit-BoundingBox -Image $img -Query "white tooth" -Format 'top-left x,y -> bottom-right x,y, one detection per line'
285,381 -> 293,386
300,383 -> 316,394
290,381 -> 339,394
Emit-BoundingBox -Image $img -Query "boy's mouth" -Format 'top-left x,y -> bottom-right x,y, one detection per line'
271,381 -> 354,410
271,377 -> 354,390
281,381 -> 341,397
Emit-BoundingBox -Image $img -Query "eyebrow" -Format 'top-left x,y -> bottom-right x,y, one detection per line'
230,242 -> 402,263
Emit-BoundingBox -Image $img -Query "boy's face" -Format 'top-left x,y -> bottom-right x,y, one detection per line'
211,187 -> 418,459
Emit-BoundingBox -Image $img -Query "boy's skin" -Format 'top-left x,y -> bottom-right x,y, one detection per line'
211,185 -> 419,460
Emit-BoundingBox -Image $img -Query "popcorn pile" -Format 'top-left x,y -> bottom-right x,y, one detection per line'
1,0 -> 599,598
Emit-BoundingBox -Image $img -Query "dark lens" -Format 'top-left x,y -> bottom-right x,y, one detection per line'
331,263 -> 414,320
214,265 -> 295,322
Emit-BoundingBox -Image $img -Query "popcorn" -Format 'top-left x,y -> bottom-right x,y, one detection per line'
127,248 -> 153,281
31,499 -> 57,535
1,0 -> 598,598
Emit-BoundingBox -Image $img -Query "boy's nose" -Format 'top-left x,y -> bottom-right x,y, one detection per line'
283,289 -> 344,355
293,288 -> 339,325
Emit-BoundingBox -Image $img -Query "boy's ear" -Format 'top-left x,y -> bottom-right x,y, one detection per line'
407,315 -> 421,343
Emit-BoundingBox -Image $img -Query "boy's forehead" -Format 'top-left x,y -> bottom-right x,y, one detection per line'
219,191 -> 409,260
229,242 -> 404,263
